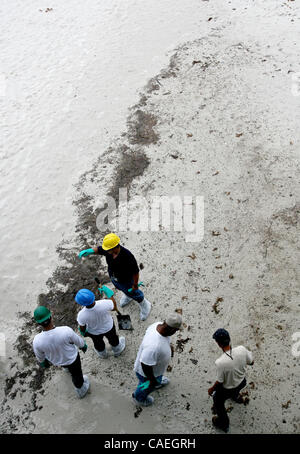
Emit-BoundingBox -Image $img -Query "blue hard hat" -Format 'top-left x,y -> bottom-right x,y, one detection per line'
75,289 -> 95,306
212,328 -> 230,343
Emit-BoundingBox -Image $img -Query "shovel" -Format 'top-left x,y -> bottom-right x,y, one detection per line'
94,277 -> 133,331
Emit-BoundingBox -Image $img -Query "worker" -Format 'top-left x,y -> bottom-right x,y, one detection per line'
208,328 -> 254,433
78,233 -> 151,321
32,306 -> 90,399
75,288 -> 125,359
132,313 -> 182,406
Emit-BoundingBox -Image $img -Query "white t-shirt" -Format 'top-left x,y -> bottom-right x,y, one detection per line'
215,345 -> 253,389
134,322 -> 171,378
33,326 -> 84,366
77,299 -> 114,335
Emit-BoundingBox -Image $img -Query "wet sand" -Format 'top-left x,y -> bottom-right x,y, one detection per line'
1,0 -> 300,434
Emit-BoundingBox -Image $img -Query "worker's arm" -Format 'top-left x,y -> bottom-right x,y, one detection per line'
132,272 -> 139,291
141,363 -> 161,388
78,324 -> 87,337
246,348 -> 254,366
71,330 -> 87,353
78,246 -> 105,258
208,381 -> 222,395
69,329 -> 85,349
170,343 -> 175,358
110,296 -> 118,312
33,343 -> 51,369
100,286 -> 117,312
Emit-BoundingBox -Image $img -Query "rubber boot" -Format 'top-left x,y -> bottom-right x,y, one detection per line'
111,336 -> 126,357
139,298 -> 151,321
132,393 -> 154,407
160,376 -> 170,386
120,294 -> 133,308
212,416 -> 229,433
94,347 -> 108,359
75,375 -> 90,399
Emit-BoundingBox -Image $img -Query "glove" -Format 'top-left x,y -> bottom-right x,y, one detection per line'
137,380 -> 150,391
100,285 -> 114,298
40,359 -> 51,369
128,281 -> 144,293
78,248 -> 95,259
80,343 -> 88,353
138,379 -> 161,391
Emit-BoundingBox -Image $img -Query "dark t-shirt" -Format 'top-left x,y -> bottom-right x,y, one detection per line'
98,245 -> 139,284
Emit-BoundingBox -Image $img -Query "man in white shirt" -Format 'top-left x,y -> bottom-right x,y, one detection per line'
32,306 -> 90,399
132,313 -> 182,407
75,288 -> 125,359
208,328 -> 254,432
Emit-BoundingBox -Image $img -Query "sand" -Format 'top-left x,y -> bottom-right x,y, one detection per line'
0,0 -> 299,434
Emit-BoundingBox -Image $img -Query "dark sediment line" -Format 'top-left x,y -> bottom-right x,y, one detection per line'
2,47 -> 181,433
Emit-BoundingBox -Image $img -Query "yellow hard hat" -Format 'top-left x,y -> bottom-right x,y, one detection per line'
102,233 -> 120,251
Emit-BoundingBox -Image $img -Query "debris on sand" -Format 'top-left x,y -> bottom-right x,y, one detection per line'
134,407 -> 143,418
282,400 -> 291,410
175,337 -> 191,353
212,303 -> 220,314
212,297 -> 223,314
240,390 -> 250,405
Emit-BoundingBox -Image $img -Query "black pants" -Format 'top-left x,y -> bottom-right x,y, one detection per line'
63,353 -> 84,389
85,323 -> 119,352
213,378 -> 247,428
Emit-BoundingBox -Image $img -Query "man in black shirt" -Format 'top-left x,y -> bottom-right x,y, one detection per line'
78,233 -> 151,321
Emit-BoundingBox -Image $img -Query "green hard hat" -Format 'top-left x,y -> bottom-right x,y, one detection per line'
34,306 -> 51,324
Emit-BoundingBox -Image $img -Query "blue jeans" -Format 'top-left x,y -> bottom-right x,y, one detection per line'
133,372 -> 163,402
111,278 -> 144,303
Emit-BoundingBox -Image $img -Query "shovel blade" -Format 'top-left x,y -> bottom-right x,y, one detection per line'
117,313 -> 133,330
